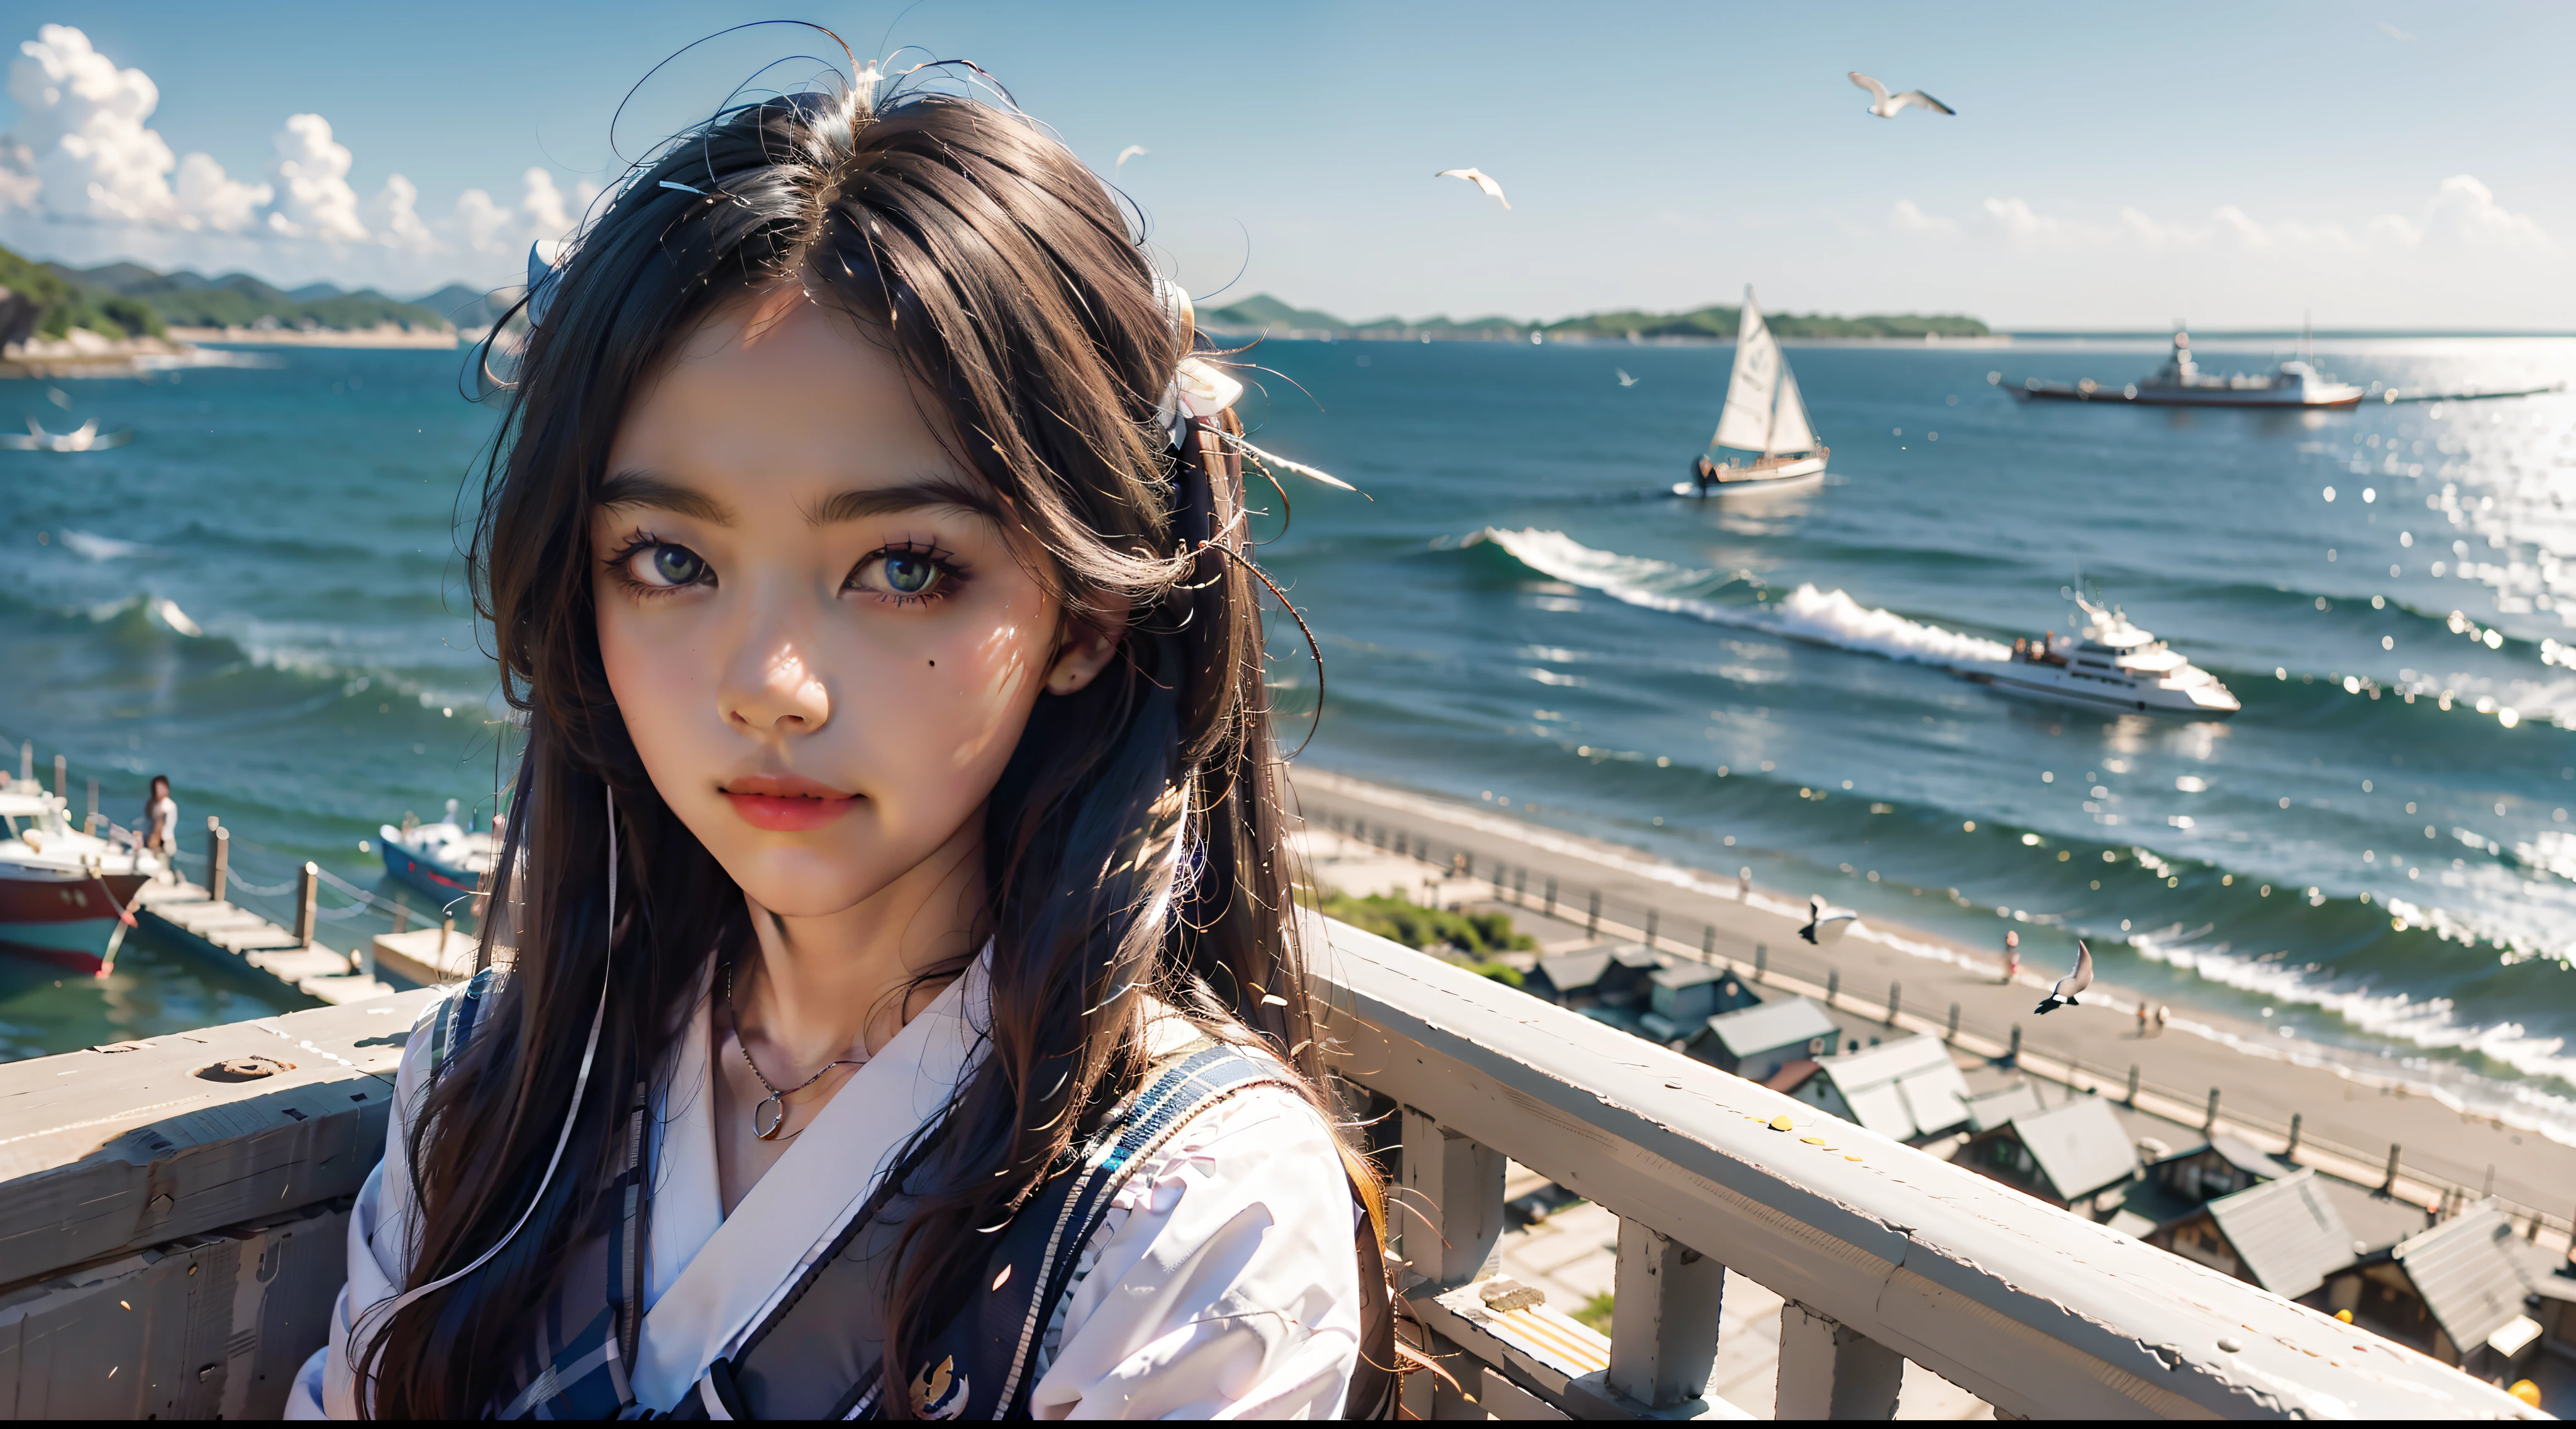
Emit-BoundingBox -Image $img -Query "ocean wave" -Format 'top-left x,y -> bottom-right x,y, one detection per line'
1467,528 -> 2011,668
58,530 -> 148,561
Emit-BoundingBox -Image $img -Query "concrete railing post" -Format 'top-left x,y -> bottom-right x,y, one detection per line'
1826,969 -> 1840,1007
296,863 -> 319,948
1701,925 -> 1716,962
1885,981 -> 1901,1026
53,753 -> 66,799
1776,1302 -> 1905,1420
1606,1220 -> 1726,1410
2203,1087 -> 2221,1135
2006,1025 -> 2021,1066
208,822 -> 228,903
2285,1113 -> 2302,1159
1947,1003 -> 1962,1043
1544,877 -> 1557,918
1755,942 -> 1768,981
1586,890 -> 1601,937
1645,908 -> 1659,949
2382,1143 -> 2402,1193
1397,1107 -> 1504,1291
2126,1064 -> 2141,1106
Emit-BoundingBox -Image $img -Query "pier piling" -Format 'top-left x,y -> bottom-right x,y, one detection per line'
1885,981 -> 1901,1026
1587,889 -> 1601,936
1947,1003 -> 1960,1042
2203,1088 -> 2221,1134
1755,942 -> 1768,980
2383,1143 -> 2402,1193
1826,968 -> 1840,1006
2286,1113 -> 2302,1157
86,776 -> 96,826
2126,1064 -> 2140,1106
1545,877 -> 1557,917
52,752 -> 65,799
2006,1025 -> 2021,1065
1701,925 -> 1715,963
1644,908 -> 1658,948
208,819 -> 228,903
296,862 -> 318,948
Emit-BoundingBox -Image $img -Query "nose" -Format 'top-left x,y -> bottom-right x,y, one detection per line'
720,623 -> 833,737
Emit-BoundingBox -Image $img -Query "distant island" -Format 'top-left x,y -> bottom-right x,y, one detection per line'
1199,293 -> 1991,343
0,242 -> 518,372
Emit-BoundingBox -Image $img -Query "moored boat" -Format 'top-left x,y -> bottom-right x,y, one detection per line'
1674,287 -> 1830,498
379,799 -> 497,906
0,784 -> 163,976
1962,597 -> 2239,716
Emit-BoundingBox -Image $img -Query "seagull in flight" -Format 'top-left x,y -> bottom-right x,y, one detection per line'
1435,168 -> 1511,209
1800,895 -> 1857,945
1615,368 -> 1640,387
1849,72 -> 1956,120
1116,145 -> 1148,171
2033,940 -> 2094,1014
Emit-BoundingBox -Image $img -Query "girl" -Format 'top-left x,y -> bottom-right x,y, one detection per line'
292,60 -> 1392,1420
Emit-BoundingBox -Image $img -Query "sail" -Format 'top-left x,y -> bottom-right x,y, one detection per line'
1710,291 -> 1779,452
1767,361 -> 1816,455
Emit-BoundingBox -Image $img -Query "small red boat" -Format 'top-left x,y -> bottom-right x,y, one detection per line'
1,789 -> 162,976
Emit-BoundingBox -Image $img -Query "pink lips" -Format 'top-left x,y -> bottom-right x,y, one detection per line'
720,774 -> 858,832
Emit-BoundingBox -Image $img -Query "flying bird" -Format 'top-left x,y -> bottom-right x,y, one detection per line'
1116,145 -> 1148,171
1800,896 -> 1857,945
2033,940 -> 2094,1015
1614,369 -> 1640,387
1435,168 -> 1511,209
1848,72 -> 1956,119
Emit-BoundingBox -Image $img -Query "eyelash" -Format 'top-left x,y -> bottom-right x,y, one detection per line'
848,540 -> 966,606
599,533 -> 967,608
604,531 -> 709,600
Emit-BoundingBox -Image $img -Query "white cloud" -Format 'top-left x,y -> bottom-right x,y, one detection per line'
367,173 -> 435,253
174,151 -> 269,233
1962,176 -> 2550,258
265,113 -> 367,243
520,167 -> 572,238
6,23 -> 185,225
454,186 -> 514,254
1889,199 -> 1955,238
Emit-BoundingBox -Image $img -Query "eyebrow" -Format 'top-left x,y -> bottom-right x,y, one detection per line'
596,470 -> 738,525
802,476 -> 1001,529
595,472 -> 999,530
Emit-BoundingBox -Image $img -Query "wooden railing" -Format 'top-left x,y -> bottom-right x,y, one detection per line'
0,921 -> 2541,1418
1306,915 -> 2542,1420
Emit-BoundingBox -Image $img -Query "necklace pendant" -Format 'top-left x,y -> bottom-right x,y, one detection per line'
753,1093 -> 787,1141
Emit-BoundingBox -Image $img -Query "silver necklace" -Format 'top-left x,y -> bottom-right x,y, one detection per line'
725,960 -> 865,1141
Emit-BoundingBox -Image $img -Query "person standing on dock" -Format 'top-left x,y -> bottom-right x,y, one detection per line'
294,62 -> 1389,1423
143,775 -> 176,860
2003,928 -> 2021,984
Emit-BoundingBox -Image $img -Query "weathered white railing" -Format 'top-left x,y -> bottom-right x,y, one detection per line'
0,922 -> 2540,1418
1305,915 -> 2541,1420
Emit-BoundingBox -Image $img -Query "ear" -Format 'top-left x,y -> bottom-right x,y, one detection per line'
1044,597 -> 1130,698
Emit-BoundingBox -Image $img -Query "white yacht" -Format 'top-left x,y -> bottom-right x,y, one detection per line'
1963,598 -> 2240,716
2008,326 -> 2365,409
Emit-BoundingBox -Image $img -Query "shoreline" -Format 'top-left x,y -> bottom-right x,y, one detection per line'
1287,767 -> 2576,1228
166,325 -> 458,350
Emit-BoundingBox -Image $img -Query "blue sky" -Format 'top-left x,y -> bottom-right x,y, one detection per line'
4,1 -> 2570,326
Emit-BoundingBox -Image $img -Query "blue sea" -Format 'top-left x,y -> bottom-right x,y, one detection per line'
4,333 -> 2575,1142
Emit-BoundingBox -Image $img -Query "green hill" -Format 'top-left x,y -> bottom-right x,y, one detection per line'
42,258 -> 447,332
0,243 -> 162,344
1199,292 -> 1988,342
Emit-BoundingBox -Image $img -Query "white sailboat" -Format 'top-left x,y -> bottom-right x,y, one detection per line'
1675,287 -> 1829,498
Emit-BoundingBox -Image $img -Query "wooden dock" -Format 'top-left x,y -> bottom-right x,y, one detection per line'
133,878 -> 396,1005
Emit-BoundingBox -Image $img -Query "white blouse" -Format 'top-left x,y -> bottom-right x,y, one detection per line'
288,961 -> 1363,1419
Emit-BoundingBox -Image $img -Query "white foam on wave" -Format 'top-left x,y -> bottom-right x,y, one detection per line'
1474,528 -> 2011,669
2129,926 -> 2576,1140
60,529 -> 147,561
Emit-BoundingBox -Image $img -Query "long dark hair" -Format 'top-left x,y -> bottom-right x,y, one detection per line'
360,66 -> 1377,1416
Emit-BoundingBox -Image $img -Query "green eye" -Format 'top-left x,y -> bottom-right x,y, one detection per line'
649,545 -> 705,586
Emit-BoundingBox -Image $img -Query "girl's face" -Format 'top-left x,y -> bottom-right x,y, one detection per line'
591,290 -> 1116,918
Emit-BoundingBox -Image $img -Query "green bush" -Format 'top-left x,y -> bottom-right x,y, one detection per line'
1318,892 -> 1536,956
